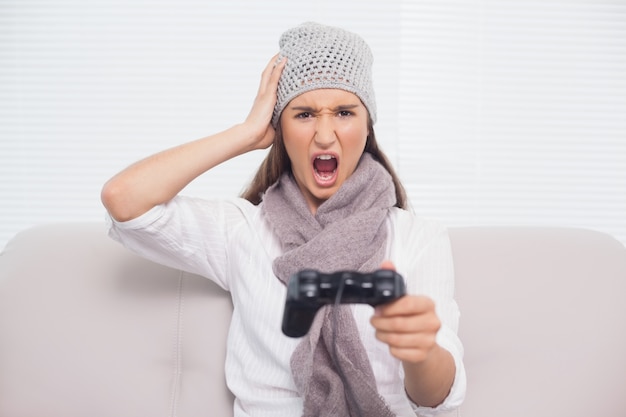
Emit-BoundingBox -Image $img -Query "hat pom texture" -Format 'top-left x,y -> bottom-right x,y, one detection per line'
272,22 -> 377,127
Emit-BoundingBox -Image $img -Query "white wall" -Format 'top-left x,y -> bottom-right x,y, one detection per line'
1,0 -> 625,249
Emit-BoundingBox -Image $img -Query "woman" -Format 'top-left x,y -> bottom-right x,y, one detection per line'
102,22 -> 465,417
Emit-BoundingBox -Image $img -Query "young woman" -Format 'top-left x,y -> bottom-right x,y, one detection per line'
102,22 -> 465,417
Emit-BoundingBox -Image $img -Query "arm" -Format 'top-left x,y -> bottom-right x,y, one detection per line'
101,55 -> 286,222
370,261 -> 456,408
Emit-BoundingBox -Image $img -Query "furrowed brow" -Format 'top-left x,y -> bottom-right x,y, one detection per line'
290,105 -> 317,112
334,104 -> 360,111
288,103 -> 360,113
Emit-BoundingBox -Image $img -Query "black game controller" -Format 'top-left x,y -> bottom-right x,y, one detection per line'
281,269 -> 406,338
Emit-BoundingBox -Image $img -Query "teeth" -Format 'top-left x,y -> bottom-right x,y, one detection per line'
316,155 -> 334,160
317,172 -> 334,180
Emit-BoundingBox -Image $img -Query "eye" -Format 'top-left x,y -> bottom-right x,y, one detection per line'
295,112 -> 312,119
338,110 -> 353,117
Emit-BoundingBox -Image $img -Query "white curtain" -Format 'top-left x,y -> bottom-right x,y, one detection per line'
1,0 -> 625,249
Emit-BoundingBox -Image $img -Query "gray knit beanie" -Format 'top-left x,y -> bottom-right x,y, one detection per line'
272,22 -> 377,127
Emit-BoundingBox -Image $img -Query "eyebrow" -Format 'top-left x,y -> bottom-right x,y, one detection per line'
289,104 -> 361,112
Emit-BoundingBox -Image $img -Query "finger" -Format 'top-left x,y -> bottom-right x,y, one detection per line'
268,55 -> 286,88
256,55 -> 278,96
371,312 -> 441,335
388,346 -> 432,363
376,295 -> 436,318
258,54 -> 286,94
380,260 -> 395,271
376,330 -> 439,364
261,53 -> 281,78
247,55 -> 286,128
375,329 -> 437,349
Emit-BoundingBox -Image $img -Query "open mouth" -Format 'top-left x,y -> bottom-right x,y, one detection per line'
313,154 -> 338,184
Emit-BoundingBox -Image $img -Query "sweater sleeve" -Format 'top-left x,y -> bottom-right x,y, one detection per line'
391,210 -> 466,415
105,195 -> 252,291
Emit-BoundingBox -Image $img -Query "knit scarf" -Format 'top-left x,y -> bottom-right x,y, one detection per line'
262,152 -> 397,417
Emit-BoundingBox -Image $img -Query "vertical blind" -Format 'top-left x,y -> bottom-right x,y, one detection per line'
1,0 -> 625,249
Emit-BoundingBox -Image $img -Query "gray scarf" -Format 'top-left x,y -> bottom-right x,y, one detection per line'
262,153 -> 397,417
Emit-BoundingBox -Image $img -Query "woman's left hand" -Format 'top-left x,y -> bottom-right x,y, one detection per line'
370,262 -> 442,364
371,261 -> 456,407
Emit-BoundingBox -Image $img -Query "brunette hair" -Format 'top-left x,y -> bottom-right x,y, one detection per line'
240,119 -> 408,210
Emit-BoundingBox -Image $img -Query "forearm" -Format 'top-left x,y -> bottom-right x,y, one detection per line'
403,344 -> 456,408
101,123 -> 257,222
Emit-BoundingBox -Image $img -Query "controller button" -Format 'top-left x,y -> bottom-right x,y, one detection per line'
301,282 -> 318,298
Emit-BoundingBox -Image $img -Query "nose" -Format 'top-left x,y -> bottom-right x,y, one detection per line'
314,116 -> 336,147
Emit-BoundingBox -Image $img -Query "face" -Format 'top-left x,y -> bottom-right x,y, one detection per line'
280,89 -> 369,214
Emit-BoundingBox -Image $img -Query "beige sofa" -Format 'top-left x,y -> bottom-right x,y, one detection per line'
1,223 -> 625,417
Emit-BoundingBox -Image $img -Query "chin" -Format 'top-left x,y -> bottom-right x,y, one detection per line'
314,187 -> 339,202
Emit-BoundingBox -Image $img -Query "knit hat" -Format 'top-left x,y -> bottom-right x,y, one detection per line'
272,22 -> 377,127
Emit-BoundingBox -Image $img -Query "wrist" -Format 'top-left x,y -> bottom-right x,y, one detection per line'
403,344 -> 455,408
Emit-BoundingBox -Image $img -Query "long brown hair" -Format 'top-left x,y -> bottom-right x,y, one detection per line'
240,119 -> 408,210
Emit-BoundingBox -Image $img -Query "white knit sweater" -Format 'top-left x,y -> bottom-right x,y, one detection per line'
106,196 -> 466,417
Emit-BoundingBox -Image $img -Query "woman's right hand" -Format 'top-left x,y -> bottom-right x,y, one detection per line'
243,53 -> 287,150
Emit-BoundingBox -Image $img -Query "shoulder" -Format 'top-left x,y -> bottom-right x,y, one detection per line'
386,207 -> 453,280
388,207 -> 449,246
386,209 -> 456,301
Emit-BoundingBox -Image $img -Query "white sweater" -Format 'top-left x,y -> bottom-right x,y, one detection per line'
106,196 -> 466,417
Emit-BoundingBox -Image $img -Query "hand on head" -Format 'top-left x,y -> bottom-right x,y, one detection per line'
244,53 -> 287,151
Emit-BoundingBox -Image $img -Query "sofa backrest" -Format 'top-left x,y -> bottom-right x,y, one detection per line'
0,223 -> 234,417
450,227 -> 626,417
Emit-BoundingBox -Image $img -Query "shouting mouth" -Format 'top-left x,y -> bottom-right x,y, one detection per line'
313,154 -> 338,186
